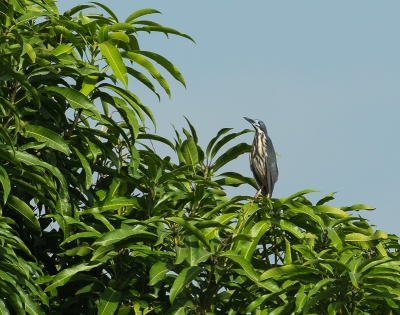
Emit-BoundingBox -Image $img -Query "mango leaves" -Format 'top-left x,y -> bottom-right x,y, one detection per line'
0,0 -> 399,314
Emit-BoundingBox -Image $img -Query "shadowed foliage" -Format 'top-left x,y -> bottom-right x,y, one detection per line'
0,1 -> 399,314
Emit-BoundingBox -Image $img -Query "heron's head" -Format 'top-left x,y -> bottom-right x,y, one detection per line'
244,117 -> 268,134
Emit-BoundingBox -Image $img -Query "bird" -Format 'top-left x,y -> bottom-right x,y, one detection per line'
244,117 -> 279,199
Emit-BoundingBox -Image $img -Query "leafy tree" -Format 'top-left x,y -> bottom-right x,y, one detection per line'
0,1 -> 399,314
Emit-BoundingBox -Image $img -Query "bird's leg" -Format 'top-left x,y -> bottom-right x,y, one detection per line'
253,188 -> 262,200
250,187 -> 265,208
254,186 -> 270,200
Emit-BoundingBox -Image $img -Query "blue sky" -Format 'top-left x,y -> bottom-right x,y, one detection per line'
57,1 -> 400,234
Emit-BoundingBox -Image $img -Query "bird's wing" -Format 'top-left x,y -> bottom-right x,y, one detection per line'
250,154 -> 264,190
266,155 -> 278,195
266,138 -> 279,196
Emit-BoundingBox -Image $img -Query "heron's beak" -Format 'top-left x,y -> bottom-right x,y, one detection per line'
244,117 -> 255,124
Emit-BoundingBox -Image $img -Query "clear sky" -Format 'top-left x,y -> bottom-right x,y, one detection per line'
56,1 -> 400,234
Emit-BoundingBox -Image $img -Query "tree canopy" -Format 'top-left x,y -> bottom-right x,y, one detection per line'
0,1 -> 399,314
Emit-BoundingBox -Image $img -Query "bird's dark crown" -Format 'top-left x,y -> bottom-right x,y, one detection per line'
244,117 -> 268,134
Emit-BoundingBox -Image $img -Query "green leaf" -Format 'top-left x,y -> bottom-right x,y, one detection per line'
126,67 -> 160,100
260,265 -> 322,281
0,166 -> 11,204
99,41 -> 128,88
51,43 -> 73,56
287,204 -> 325,228
181,137 -> 198,165
210,129 -> 252,160
113,97 -> 139,139
82,196 -> 139,214
2,64 -> 40,104
72,147 -> 92,190
122,51 -> 171,97
212,142 -> 251,172
17,11 -> 50,23
284,237 -> 292,265
269,301 -> 295,315
206,128 -> 232,157
135,26 -> 195,43
15,151 -> 69,201
93,229 -> 157,247
91,2 -> 119,21
100,84 -> 155,126
139,51 -> 186,87
166,217 -> 210,249
7,195 -> 40,231
274,218 -> 304,239
220,250 -> 259,283
109,23 -> 136,32
0,125 -> 15,152
125,8 -> 161,22
137,133 -> 175,150
242,220 -> 271,261
25,43 -> 36,63
314,205 -> 350,219
183,116 -> 198,144
45,262 -> 102,292
45,86 -> 101,119
0,96 -> 19,117
345,231 -> 387,242
80,74 -> 98,96
294,291 -> 307,313
20,290 -> 46,315
341,204 -> 376,211
98,287 -> 122,315
11,179 -> 56,209
109,32 -> 130,43
93,213 -> 115,231
60,232 -> 101,246
203,213 -> 238,240
327,229 -> 346,250
316,191 -> 336,205
169,266 -> 202,303
25,125 -> 69,155
216,172 -> 257,189
0,299 -> 9,315
280,189 -> 319,205
98,26 -> 109,43
302,287 -> 341,314
149,261 -> 169,286
203,196 -> 248,219
52,25 -> 79,44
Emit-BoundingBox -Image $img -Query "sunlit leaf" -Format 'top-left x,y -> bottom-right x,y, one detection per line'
45,262 -> 102,292
341,204 -> 376,211
210,129 -> 252,160
72,147 -> 92,190
181,137 -> 198,166
260,265 -> 322,281
93,229 -> 157,247
45,86 -> 101,119
7,195 -> 40,231
169,266 -> 202,303
212,142 -> 251,172
0,166 -> 11,204
99,41 -> 128,88
221,250 -> 259,283
25,125 -> 69,155
122,51 -> 171,97
148,261 -> 170,286
125,8 -> 161,22
98,287 -> 121,315
166,217 -> 210,249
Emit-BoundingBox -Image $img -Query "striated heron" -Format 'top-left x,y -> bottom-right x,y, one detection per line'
244,117 -> 278,199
